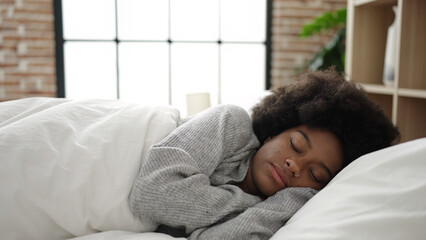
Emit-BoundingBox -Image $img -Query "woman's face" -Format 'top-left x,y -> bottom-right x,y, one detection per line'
245,125 -> 344,197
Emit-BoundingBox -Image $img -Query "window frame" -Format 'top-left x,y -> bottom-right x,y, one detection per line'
53,0 -> 273,100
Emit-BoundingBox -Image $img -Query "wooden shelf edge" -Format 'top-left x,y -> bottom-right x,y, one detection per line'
354,0 -> 397,7
354,0 -> 375,6
361,83 -> 395,95
398,88 -> 426,99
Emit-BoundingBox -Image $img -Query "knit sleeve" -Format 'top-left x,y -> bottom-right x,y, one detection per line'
129,105 -> 261,234
188,187 -> 317,240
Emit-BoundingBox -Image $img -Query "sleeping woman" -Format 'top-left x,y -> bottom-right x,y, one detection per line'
130,69 -> 400,240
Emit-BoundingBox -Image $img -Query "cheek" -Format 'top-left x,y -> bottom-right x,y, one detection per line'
252,161 -> 280,196
290,173 -> 321,190
252,160 -> 270,183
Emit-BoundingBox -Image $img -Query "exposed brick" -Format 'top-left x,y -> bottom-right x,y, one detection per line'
0,0 -> 14,4
0,0 -> 55,101
14,3 -> 53,14
271,0 -> 347,86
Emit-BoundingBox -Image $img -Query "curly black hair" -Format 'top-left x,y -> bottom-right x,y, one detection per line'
251,68 -> 400,169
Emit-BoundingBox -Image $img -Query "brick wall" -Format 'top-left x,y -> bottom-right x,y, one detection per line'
0,0 -> 56,102
0,0 -> 346,101
271,0 -> 347,87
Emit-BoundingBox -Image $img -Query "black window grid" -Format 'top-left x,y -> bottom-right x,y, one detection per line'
53,0 -> 273,103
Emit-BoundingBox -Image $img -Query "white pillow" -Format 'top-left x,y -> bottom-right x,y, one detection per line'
272,138 -> 426,240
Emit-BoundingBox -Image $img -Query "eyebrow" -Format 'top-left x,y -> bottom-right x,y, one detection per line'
296,129 -> 333,180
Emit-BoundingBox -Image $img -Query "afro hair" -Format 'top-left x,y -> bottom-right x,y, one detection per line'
251,68 -> 400,168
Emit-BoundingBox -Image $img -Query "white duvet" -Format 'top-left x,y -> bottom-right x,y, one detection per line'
0,98 -> 183,240
2,97 -> 426,240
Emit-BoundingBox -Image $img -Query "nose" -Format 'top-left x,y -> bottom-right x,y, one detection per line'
285,159 -> 300,177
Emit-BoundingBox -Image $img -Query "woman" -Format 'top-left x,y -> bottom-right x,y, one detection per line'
130,69 -> 400,240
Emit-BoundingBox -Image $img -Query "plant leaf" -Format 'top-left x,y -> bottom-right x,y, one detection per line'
299,8 -> 346,38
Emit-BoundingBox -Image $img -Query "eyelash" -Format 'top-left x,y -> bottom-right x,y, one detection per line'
309,168 -> 320,183
290,138 -> 301,153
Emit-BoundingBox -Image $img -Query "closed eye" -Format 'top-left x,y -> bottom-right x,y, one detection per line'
290,137 -> 301,153
309,168 -> 320,183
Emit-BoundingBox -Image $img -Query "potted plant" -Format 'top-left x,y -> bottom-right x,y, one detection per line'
298,8 -> 347,73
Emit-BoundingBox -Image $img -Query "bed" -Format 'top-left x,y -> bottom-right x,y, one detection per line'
1,97 -> 425,240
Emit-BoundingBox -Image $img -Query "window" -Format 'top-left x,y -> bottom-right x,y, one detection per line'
54,0 -> 272,114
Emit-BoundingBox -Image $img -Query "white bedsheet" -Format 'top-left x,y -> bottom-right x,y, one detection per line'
0,98 -> 181,240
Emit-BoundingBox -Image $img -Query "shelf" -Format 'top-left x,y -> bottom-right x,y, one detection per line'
398,88 -> 426,99
354,0 -> 376,6
348,1 -> 396,85
346,0 -> 426,142
397,0 -> 426,90
354,0 -> 397,7
361,83 -> 395,95
397,97 -> 426,142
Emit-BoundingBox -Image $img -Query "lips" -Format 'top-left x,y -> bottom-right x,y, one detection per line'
271,163 -> 288,189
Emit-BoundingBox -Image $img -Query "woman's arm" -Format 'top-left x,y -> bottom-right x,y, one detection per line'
130,105 -> 261,234
188,187 -> 317,240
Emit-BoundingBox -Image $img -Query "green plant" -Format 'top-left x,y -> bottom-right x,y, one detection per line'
298,8 -> 347,73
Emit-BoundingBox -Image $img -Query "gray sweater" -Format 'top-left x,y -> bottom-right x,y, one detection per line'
130,105 -> 317,240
